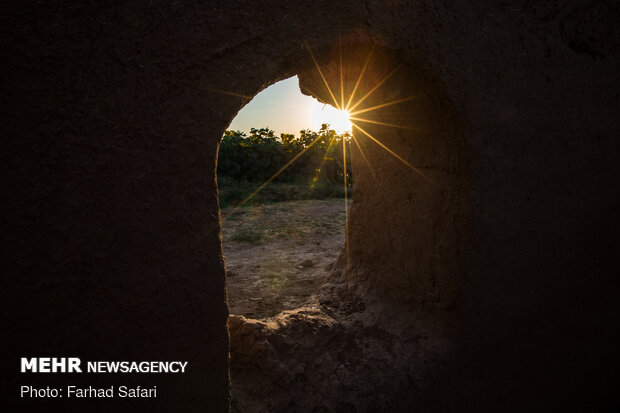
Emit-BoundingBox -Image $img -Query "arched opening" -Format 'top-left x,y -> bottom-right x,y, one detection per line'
215,38 -> 469,412
219,75 -> 353,319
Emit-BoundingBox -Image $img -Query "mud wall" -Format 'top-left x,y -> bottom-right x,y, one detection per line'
297,42 -> 468,314
4,1 -> 619,411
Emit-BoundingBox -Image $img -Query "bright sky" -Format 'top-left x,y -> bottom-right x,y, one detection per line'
227,76 -> 352,136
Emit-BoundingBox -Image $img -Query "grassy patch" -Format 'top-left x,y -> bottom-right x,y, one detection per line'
230,227 -> 264,243
221,199 -> 350,244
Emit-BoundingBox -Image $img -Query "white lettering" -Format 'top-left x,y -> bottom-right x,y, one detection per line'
21,358 -> 37,373
178,361 -> 188,372
39,358 -> 50,373
68,357 -> 82,372
51,358 -> 65,373
21,357 -> 82,373
20,386 -> 61,397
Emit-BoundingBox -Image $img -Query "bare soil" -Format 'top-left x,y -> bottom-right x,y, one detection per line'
222,199 -> 350,318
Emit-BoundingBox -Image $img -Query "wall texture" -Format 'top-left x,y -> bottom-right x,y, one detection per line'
3,0 -> 619,411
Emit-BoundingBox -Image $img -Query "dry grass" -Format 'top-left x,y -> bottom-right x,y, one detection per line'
222,199 -> 347,243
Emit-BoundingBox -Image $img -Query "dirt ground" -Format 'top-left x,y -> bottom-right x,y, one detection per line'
222,199 -> 350,318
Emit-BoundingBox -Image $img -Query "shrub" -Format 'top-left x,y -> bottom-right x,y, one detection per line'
217,125 -> 353,206
217,125 -> 352,185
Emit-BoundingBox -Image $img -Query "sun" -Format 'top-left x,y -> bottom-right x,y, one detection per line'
311,103 -> 352,134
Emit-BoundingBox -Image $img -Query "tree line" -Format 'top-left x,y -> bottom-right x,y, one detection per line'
217,124 -> 352,185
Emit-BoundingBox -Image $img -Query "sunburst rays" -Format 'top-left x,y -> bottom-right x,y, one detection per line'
345,46 -> 374,111
342,129 -> 350,270
215,40 -> 433,271
350,133 -> 376,179
311,135 -> 337,187
349,116 -> 421,131
347,64 -> 402,113
349,95 -> 418,117
304,40 -> 341,110
204,87 -> 253,102
339,34 -> 345,110
299,41 -> 425,180
351,122 -> 435,185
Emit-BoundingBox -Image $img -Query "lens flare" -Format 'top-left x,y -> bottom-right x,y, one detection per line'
312,104 -> 352,134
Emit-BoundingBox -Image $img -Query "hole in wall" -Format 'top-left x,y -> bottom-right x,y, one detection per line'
218,76 -> 353,319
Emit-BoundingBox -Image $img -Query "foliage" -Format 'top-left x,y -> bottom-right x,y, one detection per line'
217,124 -> 353,206
218,177 -> 347,208
217,124 -> 352,184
